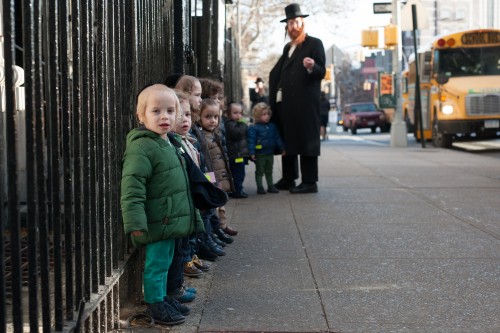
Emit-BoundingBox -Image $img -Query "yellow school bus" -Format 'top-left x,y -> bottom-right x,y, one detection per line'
401,69 -> 414,133
406,29 -> 500,147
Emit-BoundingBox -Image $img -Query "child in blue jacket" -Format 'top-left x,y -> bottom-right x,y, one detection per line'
247,102 -> 284,194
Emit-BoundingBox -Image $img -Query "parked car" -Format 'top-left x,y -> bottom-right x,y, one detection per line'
341,102 -> 390,134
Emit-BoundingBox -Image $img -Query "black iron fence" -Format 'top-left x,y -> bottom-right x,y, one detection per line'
0,0 -> 179,331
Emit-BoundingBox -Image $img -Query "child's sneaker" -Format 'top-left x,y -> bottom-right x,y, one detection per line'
164,296 -> 191,316
145,301 -> 185,326
167,286 -> 196,303
257,186 -> 266,194
183,284 -> 197,294
192,254 -> 210,272
183,261 -> 203,277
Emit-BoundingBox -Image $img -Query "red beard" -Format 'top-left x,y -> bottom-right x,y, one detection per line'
288,25 -> 306,45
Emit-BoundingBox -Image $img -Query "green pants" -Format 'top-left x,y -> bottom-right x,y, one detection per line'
144,239 -> 175,304
255,154 -> 274,187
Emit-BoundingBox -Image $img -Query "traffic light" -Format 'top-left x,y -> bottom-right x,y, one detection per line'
384,24 -> 398,47
361,29 -> 378,48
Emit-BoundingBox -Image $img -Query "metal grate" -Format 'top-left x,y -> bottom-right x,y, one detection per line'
466,94 -> 500,116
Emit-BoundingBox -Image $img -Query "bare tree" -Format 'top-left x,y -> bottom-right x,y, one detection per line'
228,0 -> 359,62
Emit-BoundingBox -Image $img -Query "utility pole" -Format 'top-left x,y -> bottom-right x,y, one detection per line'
390,0 -> 408,147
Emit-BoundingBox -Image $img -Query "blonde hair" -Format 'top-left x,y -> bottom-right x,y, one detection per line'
136,84 -> 182,124
174,89 -> 190,106
252,102 -> 272,119
175,75 -> 199,95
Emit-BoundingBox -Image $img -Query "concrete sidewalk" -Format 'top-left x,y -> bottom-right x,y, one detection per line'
125,138 -> 500,333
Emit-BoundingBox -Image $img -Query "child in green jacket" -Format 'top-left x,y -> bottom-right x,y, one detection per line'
120,84 -> 203,325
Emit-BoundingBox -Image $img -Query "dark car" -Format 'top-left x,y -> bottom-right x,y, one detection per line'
341,102 -> 390,134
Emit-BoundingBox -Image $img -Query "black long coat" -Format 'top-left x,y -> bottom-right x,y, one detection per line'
269,35 -> 326,156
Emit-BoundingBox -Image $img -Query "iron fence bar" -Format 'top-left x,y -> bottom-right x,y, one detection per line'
0,124 -> 5,330
81,0 -> 92,301
112,2 -> 122,270
0,95 -> 4,333
45,0 -> 64,329
71,0 -> 84,307
21,0 -> 40,331
106,0 -> 115,276
87,0 -> 98,297
95,0 -> 106,286
3,0 -> 23,331
59,0 -> 75,321
34,1 -> 51,331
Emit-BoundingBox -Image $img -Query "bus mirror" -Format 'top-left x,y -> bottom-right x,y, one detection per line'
436,73 -> 449,85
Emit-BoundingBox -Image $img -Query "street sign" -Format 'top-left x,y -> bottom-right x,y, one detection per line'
373,1 -> 407,14
373,2 -> 392,14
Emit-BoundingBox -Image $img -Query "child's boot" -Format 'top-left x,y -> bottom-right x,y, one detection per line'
145,301 -> 185,326
267,185 -> 279,193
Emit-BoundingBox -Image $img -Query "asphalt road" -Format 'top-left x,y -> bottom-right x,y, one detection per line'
328,126 -> 500,159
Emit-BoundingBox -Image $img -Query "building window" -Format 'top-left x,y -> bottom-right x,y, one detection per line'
440,7 -> 451,20
456,8 -> 466,20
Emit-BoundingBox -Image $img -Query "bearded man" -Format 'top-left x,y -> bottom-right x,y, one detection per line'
269,3 -> 326,194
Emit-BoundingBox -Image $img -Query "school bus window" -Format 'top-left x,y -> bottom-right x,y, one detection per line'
438,46 -> 500,76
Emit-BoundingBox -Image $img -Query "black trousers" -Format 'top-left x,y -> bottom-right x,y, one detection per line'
282,154 -> 318,184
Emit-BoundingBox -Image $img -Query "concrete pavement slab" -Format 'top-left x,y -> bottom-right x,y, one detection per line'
300,220 -> 499,259
313,258 -> 500,333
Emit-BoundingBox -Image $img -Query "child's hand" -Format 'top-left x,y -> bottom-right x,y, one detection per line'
131,230 -> 143,236
250,154 -> 256,162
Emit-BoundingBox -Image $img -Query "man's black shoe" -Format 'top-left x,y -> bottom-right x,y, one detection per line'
274,178 -> 296,190
289,183 -> 318,194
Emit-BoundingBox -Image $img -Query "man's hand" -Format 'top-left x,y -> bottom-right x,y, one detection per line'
131,230 -> 143,236
303,57 -> 315,70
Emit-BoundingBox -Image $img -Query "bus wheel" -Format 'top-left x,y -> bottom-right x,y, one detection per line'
371,126 -> 377,133
432,120 -> 452,148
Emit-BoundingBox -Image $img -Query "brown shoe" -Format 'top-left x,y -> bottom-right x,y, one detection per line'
183,261 -> 203,277
192,255 -> 210,272
223,226 -> 238,236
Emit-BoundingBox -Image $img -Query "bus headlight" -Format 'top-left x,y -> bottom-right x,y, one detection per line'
442,105 -> 454,115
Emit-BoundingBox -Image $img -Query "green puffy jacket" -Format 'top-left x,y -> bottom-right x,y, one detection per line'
120,128 -> 204,248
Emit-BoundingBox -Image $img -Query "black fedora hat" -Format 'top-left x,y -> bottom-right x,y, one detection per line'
280,3 -> 309,23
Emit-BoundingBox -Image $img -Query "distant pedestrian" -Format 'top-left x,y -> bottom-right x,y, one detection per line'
224,102 -> 249,198
320,91 -> 330,140
247,102 -> 284,195
250,77 -> 268,110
